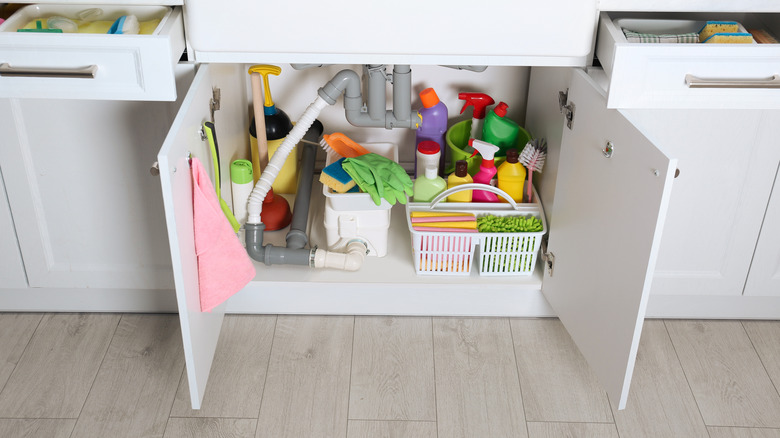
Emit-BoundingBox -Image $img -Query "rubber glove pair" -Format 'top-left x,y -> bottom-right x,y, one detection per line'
342,153 -> 413,206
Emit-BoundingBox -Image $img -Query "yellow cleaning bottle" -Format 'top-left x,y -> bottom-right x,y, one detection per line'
497,148 -> 526,202
447,160 -> 473,202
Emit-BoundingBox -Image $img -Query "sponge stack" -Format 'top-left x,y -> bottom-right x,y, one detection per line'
699,21 -> 754,44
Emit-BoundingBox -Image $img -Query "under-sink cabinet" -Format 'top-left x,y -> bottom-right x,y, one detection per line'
1,0 -> 779,413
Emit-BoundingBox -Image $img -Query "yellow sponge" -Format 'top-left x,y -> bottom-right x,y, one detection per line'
699,21 -> 740,42
701,33 -> 754,44
319,157 -> 356,194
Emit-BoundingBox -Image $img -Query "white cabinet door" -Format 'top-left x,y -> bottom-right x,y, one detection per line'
0,97 -> 177,290
157,63 -> 249,409
744,162 -> 780,296
0,166 -> 27,289
540,69 -> 677,409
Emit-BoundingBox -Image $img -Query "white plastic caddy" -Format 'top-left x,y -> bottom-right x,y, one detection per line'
406,184 -> 547,276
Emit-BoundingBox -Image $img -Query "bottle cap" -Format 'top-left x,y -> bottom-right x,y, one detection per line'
230,159 -> 254,184
494,101 -> 509,118
424,165 -> 438,180
417,140 -> 440,155
420,88 -> 440,109
455,160 -> 468,177
505,149 -> 519,164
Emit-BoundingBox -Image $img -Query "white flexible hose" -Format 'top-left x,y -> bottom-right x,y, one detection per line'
246,96 -> 330,224
313,240 -> 368,271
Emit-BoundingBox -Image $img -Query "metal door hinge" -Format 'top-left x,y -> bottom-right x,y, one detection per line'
209,87 -> 221,123
558,89 -> 575,130
541,235 -> 554,277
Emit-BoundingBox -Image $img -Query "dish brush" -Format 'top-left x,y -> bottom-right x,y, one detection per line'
518,138 -> 547,203
319,132 -> 371,158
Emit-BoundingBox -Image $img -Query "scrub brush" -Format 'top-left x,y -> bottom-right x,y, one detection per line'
319,132 -> 371,158
518,138 -> 547,203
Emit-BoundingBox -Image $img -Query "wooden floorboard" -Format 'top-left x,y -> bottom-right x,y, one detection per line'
0,313 -> 779,437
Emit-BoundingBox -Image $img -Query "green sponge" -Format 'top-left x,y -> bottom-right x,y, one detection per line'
320,157 -> 356,193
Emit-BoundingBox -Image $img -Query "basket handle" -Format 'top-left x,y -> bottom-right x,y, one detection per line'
428,183 -> 518,209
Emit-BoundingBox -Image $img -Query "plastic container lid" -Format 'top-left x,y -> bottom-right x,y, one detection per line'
505,149 -> 519,164
417,140 -> 441,155
420,88 -> 440,108
230,159 -> 254,184
424,165 -> 438,180
493,102 -> 509,117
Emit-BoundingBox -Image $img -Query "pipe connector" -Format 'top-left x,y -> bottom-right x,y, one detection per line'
318,69 -> 361,105
313,240 -> 368,271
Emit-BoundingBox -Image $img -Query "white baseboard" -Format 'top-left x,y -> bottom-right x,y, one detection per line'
2,287 -> 779,320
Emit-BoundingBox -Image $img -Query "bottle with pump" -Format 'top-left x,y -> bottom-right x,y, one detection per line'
447,160 -> 473,202
413,165 -> 447,203
482,101 -> 520,157
497,149 -> 526,203
470,139 -> 500,203
415,88 -> 448,175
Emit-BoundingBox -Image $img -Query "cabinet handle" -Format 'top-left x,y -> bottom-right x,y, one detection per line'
685,74 -> 780,89
0,63 -> 97,79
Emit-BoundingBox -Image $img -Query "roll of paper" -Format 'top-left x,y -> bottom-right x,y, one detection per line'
230,160 -> 254,225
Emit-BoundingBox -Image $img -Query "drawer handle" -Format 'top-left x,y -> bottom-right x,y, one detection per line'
0,63 -> 97,79
685,74 -> 780,89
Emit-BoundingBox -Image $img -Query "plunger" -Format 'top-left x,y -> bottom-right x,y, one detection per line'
249,65 -> 292,231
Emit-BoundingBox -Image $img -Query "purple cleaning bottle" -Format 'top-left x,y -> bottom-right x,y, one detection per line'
415,87 -> 448,175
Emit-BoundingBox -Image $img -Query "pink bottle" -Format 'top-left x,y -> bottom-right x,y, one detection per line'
469,139 -> 500,203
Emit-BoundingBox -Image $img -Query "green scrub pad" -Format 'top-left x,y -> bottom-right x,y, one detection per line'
320,157 -> 356,193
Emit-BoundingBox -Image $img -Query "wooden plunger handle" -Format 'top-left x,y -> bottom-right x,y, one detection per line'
248,68 -> 268,173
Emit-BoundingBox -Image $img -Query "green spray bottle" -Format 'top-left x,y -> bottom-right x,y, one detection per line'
481,101 -> 519,157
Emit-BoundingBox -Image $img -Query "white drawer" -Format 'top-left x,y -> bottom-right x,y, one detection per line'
0,4 -> 185,101
596,12 -> 780,109
183,0 -> 597,65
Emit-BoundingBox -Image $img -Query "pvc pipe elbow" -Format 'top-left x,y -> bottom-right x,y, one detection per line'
313,240 -> 368,271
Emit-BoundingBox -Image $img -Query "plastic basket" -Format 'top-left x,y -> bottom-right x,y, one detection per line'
406,184 -> 547,276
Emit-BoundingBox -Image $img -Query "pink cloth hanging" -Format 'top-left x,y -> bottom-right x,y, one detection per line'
191,157 -> 255,312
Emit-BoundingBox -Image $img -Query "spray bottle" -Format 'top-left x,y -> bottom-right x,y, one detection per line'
458,92 -> 495,141
470,139 -> 500,203
482,101 -> 520,157
248,65 -> 297,194
415,88 -> 448,175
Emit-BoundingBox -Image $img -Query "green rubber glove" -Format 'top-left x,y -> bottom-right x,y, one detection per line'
342,153 -> 413,206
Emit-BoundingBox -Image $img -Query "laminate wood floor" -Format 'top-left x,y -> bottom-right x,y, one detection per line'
0,313 -> 779,438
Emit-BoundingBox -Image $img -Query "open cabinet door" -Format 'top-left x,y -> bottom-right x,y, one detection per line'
541,68 -> 676,410
157,63 -> 248,409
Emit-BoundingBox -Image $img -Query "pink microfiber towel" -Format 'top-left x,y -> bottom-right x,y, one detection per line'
191,157 -> 255,312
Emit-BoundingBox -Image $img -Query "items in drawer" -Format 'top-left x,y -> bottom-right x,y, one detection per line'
618,18 -> 757,44
0,5 -> 171,35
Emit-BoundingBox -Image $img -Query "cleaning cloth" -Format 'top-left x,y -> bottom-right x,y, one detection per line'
622,28 -> 699,43
191,157 -> 255,312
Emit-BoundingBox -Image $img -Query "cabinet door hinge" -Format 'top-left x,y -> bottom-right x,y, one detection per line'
209,87 -> 221,123
558,89 -> 575,130
541,235 -> 554,277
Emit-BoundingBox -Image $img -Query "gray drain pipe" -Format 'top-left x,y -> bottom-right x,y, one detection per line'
244,121 -> 368,270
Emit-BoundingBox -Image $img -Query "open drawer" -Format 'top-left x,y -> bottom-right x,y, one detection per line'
596,11 -> 780,109
0,4 -> 184,101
